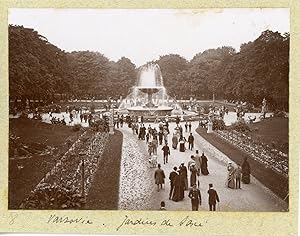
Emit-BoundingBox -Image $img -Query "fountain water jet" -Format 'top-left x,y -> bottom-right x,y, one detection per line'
119,63 -> 177,116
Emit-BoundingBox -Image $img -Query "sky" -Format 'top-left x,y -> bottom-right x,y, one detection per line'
9,8 -> 289,66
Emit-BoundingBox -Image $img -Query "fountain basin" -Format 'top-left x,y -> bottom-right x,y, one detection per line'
127,106 -> 173,116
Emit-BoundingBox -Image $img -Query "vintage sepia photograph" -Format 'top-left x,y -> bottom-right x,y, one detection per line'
8,8 -> 289,212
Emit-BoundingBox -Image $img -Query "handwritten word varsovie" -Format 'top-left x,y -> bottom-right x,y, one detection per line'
47,214 -> 93,225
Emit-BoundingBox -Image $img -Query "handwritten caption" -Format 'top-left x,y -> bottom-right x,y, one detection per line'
45,214 -> 207,231
116,215 -> 208,231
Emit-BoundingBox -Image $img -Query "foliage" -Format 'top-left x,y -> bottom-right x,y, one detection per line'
212,119 -> 225,130
9,25 -> 137,101
90,118 -> 109,132
230,120 -> 251,132
156,31 -> 289,110
9,25 -> 71,100
72,124 -> 82,132
20,183 -> 85,209
273,110 -> 287,118
9,26 -> 289,110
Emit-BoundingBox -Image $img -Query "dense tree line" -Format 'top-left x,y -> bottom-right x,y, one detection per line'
9,25 -> 289,110
156,30 -> 289,110
9,25 -> 136,101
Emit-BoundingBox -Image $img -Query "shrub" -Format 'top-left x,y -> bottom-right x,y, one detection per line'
90,118 -> 109,132
273,110 -> 287,118
213,119 -> 225,130
230,120 -> 250,132
72,124 -> 82,132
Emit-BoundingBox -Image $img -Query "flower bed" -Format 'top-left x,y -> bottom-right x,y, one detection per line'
20,130 -> 109,209
216,129 -> 288,177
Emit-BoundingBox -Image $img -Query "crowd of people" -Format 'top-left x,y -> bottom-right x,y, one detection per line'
117,114 -> 252,211
119,115 -> 226,211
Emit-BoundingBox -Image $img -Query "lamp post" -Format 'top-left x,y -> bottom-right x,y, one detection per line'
79,151 -> 86,199
79,136 -> 88,200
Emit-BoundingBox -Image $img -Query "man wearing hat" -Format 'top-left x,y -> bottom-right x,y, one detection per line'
207,183 -> 220,211
154,164 -> 165,192
188,184 -> 202,211
169,167 -> 178,199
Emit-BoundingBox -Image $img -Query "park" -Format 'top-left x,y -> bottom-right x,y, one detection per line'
8,10 -> 289,212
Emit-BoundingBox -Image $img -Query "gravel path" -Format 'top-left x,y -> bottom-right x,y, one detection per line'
118,128 -> 156,210
118,121 -> 288,211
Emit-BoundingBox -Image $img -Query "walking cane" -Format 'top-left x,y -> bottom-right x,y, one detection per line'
217,202 -> 220,211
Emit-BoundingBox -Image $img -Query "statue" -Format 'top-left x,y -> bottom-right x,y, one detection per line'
90,97 -> 95,114
207,118 -> 213,134
261,98 -> 267,119
25,99 -> 30,110
207,111 -> 214,133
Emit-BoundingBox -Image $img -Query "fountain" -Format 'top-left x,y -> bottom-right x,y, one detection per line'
119,63 -> 175,116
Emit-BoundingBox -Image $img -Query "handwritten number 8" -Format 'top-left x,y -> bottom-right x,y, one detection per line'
9,213 -> 18,225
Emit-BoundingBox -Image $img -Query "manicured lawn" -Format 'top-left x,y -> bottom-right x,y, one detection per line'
85,130 -> 123,210
249,117 -> 288,153
196,124 -> 288,202
9,118 -> 82,209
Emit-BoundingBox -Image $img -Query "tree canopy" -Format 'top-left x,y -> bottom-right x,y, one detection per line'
9,25 -> 289,110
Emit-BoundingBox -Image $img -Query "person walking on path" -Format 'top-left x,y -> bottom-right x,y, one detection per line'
188,121 -> 192,132
148,141 -> 153,157
188,184 -> 202,211
200,153 -> 209,175
120,115 -> 124,128
194,150 -> 202,176
185,121 -> 188,132
188,133 -> 194,150
189,163 -> 198,187
178,168 -> 185,200
169,167 -> 178,200
131,122 -> 136,135
176,116 -> 180,127
207,183 -> 220,211
146,132 -> 150,144
163,128 -> 169,144
160,201 -> 166,210
172,133 -> 178,149
158,130 -> 163,145
180,163 -> 188,190
188,155 -> 196,171
154,164 -> 165,192
235,163 -> 242,189
226,162 -> 236,189
172,170 -> 182,202
179,135 -> 186,152
242,157 -> 251,184
162,143 -> 170,164
179,125 -> 183,136
152,137 -> 158,155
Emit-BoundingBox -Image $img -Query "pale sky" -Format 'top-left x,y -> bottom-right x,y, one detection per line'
9,8 -> 289,66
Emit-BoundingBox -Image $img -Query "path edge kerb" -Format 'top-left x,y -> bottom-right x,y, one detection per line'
195,126 -> 289,205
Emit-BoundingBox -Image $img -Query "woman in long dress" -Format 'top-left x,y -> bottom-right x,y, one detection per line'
178,169 -> 185,200
179,135 -> 186,152
172,133 -> 178,149
172,172 -> 181,202
148,142 -> 153,156
242,157 -> 251,184
226,163 -> 236,188
190,164 -> 198,187
200,153 -> 209,175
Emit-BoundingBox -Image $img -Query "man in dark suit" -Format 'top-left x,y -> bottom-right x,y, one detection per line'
162,143 -> 170,164
207,183 -> 220,211
188,184 -> 201,211
188,133 -> 194,150
169,167 -> 178,199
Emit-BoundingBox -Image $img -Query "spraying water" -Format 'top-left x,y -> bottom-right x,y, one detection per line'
118,63 -> 182,116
